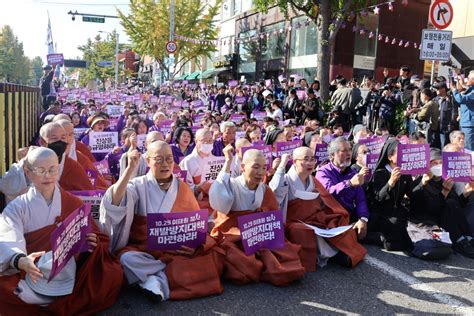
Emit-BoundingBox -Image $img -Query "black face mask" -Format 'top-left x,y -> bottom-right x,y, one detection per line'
48,140 -> 68,162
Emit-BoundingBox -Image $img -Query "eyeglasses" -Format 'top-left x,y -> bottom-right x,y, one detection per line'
29,167 -> 59,178
148,156 -> 174,164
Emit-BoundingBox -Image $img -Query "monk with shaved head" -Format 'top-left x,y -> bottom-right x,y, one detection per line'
100,141 -> 224,302
270,146 -> 366,272
53,114 -> 96,162
209,145 -> 305,286
0,148 -> 123,314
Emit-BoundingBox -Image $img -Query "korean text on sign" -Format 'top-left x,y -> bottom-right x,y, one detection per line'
397,144 -> 430,175
147,210 -> 208,250
89,132 -> 118,153
237,210 -> 285,256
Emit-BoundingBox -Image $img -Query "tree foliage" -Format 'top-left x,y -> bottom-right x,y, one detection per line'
0,25 -> 37,85
77,31 -> 124,87
254,0 -> 376,101
118,0 -> 221,79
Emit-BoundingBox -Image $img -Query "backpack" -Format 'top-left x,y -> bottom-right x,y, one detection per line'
407,221 -> 453,260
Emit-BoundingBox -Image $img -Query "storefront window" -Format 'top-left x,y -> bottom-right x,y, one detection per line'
238,30 -> 257,73
354,14 -> 378,57
261,22 -> 286,60
290,16 -> 317,57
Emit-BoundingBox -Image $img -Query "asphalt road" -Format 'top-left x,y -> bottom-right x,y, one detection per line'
101,246 -> 474,315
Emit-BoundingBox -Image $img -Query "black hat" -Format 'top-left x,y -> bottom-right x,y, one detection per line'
430,148 -> 442,162
43,65 -> 52,70
307,88 -> 315,95
433,81 -> 447,90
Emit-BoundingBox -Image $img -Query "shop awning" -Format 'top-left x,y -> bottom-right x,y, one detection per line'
197,68 -> 216,79
174,73 -> 188,80
184,71 -> 201,80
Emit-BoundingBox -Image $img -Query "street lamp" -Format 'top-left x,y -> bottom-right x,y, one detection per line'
99,30 -> 119,89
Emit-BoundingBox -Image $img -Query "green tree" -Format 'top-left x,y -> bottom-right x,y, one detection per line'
77,31 -> 122,87
118,0 -> 221,79
0,25 -> 31,84
254,0 -> 376,102
29,56 -> 44,86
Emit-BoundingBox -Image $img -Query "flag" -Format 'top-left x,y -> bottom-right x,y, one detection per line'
46,12 -> 55,55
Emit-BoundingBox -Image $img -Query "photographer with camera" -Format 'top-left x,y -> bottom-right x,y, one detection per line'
451,71 -> 474,150
378,79 -> 402,135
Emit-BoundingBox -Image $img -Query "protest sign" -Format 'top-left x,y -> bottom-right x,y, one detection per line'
137,134 -> 147,152
107,104 -> 123,117
202,156 -> 226,182
173,169 -> 187,182
236,130 -> 246,140
358,136 -> 385,154
252,111 -> 267,120
252,140 -> 265,146
160,120 -> 174,135
241,145 -> 273,170
228,80 -> 238,88
61,106 -> 75,115
296,90 -> 306,100
147,209 -> 208,251
237,210 -> 285,256
275,140 -> 301,158
69,190 -> 106,221
230,114 -> 246,122
314,143 -> 329,165
108,117 -> 119,131
191,100 -> 204,108
47,53 -> 64,66
89,131 -> 118,153
234,96 -> 246,104
49,204 -> 92,281
93,160 -> 110,176
366,153 -> 380,179
164,96 -> 174,104
85,169 -> 98,188
397,144 -> 430,175
442,152 -> 472,182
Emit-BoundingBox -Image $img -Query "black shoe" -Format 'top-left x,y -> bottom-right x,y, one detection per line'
330,251 -> 352,268
453,239 -> 474,259
363,232 -> 385,247
141,287 -> 163,303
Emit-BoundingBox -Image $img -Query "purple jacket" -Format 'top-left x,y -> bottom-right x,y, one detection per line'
171,143 -> 195,164
105,146 -> 126,180
316,161 -> 370,219
211,138 -> 235,157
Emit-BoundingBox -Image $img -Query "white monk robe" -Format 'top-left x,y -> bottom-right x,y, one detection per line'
269,166 -> 338,266
209,171 -> 266,213
179,149 -> 210,195
0,155 -> 65,204
118,153 -> 147,179
99,173 -> 183,300
0,185 -> 73,304
230,156 -> 242,178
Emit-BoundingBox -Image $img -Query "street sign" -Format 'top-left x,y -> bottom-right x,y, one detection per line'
429,0 -> 453,30
83,16 -> 105,23
97,61 -> 113,67
419,29 -> 452,61
166,41 -> 178,54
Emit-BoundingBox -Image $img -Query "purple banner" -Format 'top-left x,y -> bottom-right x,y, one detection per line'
241,145 -> 273,170
358,136 -> 386,154
50,204 -> 92,281
230,114 -> 246,121
234,96 -> 246,104
147,210 -> 208,250
160,119 -> 174,135
275,140 -> 301,158
191,100 -> 204,108
252,140 -> 265,146
314,143 -> 328,164
69,190 -> 106,220
252,111 -> 267,120
228,80 -> 238,88
173,169 -> 188,182
47,53 -> 64,65
93,160 -> 110,176
85,169 -> 98,188
442,152 -> 472,182
237,210 -> 285,256
366,153 -> 379,179
397,144 -> 430,175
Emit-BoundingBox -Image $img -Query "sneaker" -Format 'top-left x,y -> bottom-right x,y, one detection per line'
453,239 -> 474,259
139,275 -> 164,303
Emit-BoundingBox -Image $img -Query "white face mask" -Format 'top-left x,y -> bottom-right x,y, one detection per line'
430,164 -> 442,177
200,143 -> 213,154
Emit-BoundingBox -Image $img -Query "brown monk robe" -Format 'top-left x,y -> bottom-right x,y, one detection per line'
59,155 -> 99,191
286,178 -> 367,272
269,147 -> 366,272
0,189 -> 123,316
76,150 -> 110,188
192,174 -> 213,216
100,141 -> 225,301
209,148 -> 305,286
76,139 -> 96,162
116,179 -> 225,300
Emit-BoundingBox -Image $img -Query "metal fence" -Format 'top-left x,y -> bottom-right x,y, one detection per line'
0,83 -> 41,177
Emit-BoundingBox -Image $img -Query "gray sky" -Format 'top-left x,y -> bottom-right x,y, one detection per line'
0,0 -> 131,61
